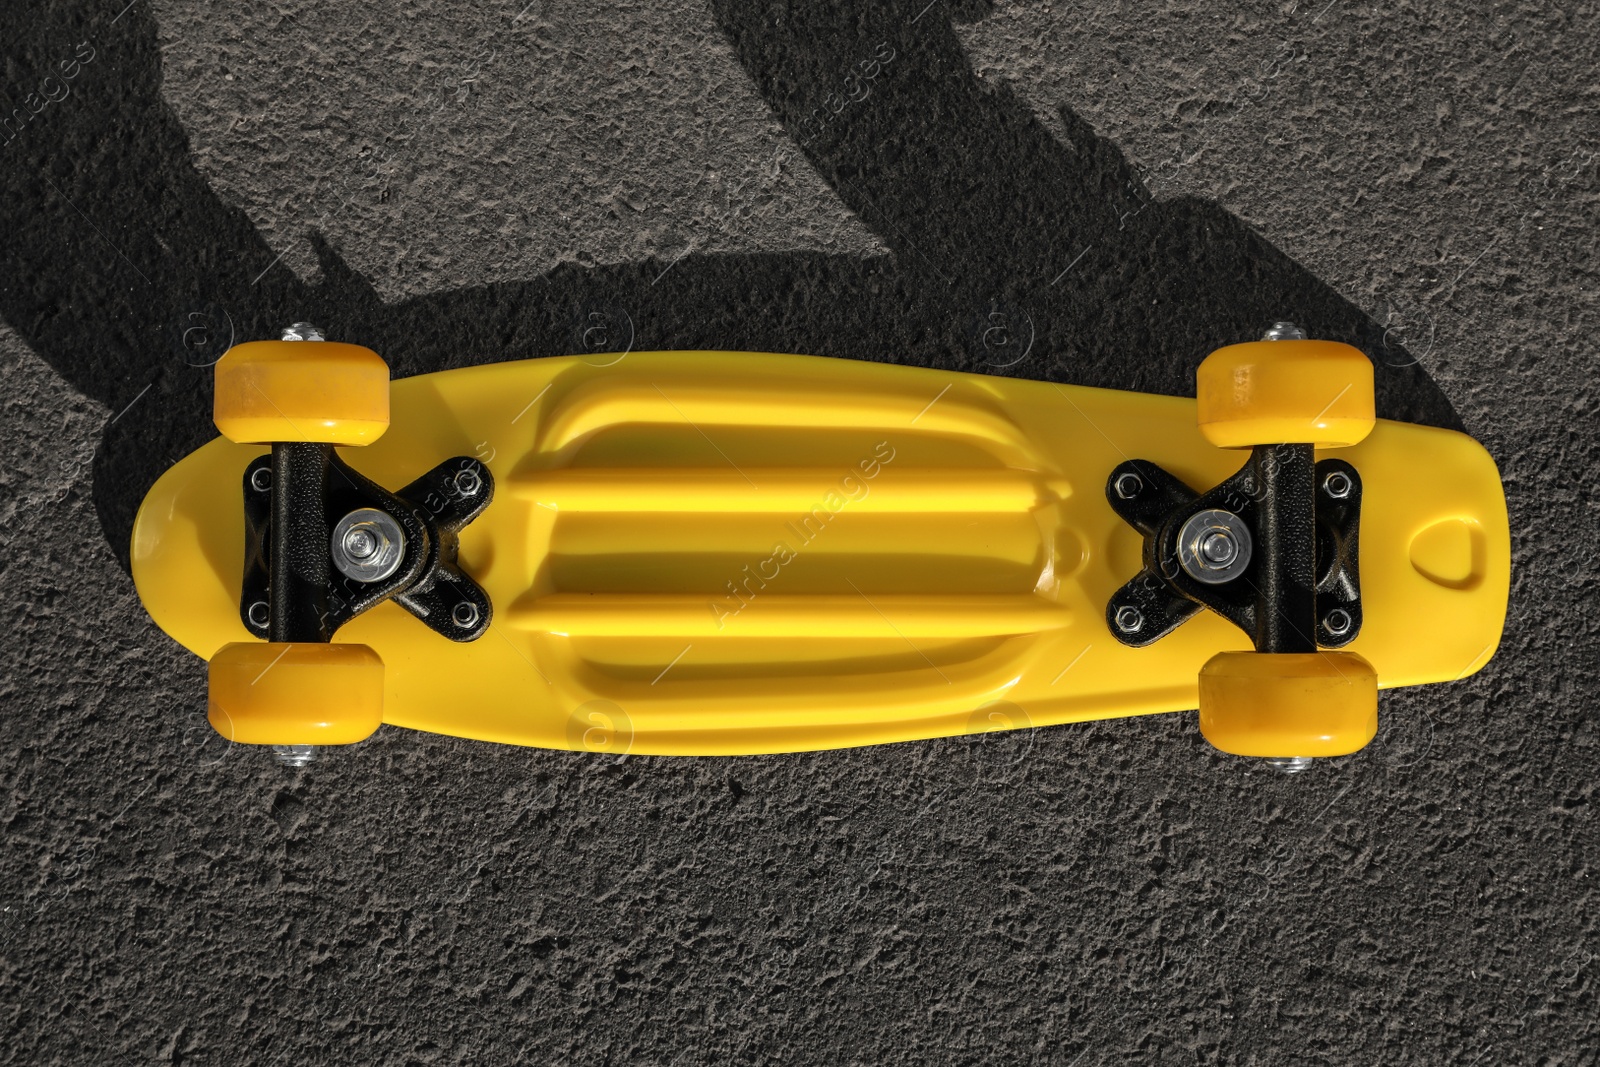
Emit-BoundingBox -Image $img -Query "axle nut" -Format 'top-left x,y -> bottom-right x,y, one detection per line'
330,508 -> 406,583
1177,509 -> 1254,585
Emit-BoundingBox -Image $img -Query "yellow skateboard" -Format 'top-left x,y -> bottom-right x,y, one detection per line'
131,324 -> 1509,766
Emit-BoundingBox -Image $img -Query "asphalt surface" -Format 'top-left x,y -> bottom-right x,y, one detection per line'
1,1 -> 1595,1063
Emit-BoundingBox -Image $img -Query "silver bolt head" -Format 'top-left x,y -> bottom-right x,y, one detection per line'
1199,530 -> 1237,565
1265,756 -> 1314,775
454,469 -> 482,496
343,528 -> 378,560
272,744 -> 319,767
452,601 -> 482,628
1177,509 -> 1254,585
1114,605 -> 1144,633
1114,472 -> 1144,500
1323,608 -> 1353,636
330,508 -> 406,583
1323,471 -> 1352,499
281,322 -> 326,342
1263,321 -> 1307,341
250,467 -> 272,493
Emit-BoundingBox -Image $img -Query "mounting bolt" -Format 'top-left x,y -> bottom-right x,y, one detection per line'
452,602 -> 482,629
1323,608 -> 1353,637
272,744 -> 318,768
1323,471 -> 1352,499
330,508 -> 406,583
247,600 -> 270,628
250,467 -> 272,493
1263,321 -> 1307,341
1177,509 -> 1254,585
281,322 -> 326,342
454,468 -> 482,497
1265,756 -> 1314,775
1113,472 -> 1144,499
1114,605 -> 1144,634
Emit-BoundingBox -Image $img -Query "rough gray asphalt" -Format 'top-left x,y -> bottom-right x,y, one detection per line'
1,1 -> 1596,1063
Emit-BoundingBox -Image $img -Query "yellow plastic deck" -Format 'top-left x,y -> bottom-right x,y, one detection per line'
131,351 -> 1510,754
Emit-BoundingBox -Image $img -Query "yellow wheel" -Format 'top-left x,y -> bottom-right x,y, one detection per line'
207,642 -> 384,746
1196,338 -> 1375,449
213,339 -> 389,445
1198,651 -> 1378,758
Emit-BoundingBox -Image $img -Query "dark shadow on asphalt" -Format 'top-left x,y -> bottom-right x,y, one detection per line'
0,0 -> 1460,574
